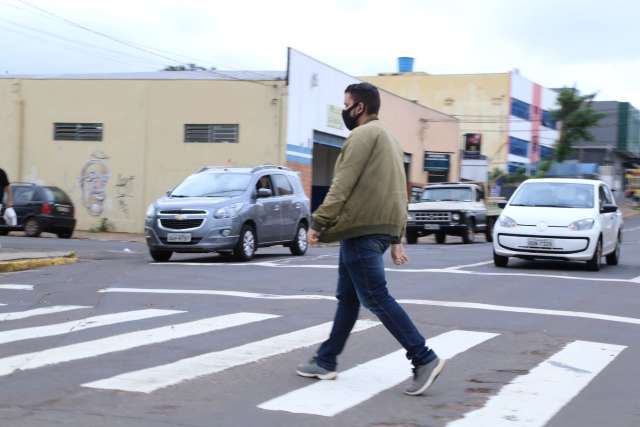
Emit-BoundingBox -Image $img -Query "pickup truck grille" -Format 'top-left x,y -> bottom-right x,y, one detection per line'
415,212 -> 451,222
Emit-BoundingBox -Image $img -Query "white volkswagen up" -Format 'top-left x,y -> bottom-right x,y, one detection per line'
493,178 -> 623,271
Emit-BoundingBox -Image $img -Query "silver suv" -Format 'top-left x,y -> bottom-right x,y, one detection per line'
145,165 -> 311,262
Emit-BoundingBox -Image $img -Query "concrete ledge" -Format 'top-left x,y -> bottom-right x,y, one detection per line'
0,253 -> 77,273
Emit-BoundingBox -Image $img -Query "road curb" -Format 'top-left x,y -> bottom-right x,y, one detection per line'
0,253 -> 78,273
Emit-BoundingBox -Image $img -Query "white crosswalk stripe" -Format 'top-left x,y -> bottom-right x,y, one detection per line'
0,305 -> 89,322
447,340 -> 627,427
257,330 -> 499,417
83,319 -> 380,393
0,312 -> 278,377
0,284 -> 34,290
0,309 -> 184,345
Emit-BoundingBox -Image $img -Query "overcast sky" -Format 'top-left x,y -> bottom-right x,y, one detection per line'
1,0 -> 639,106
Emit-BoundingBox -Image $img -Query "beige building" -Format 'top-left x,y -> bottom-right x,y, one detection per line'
1,54 -> 460,234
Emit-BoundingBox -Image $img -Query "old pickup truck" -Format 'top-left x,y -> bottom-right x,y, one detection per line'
406,182 -> 502,244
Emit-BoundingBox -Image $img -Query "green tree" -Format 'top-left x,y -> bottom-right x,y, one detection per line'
162,63 -> 216,71
552,87 -> 605,162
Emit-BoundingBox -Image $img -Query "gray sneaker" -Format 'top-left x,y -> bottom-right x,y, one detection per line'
296,358 -> 337,380
404,357 -> 446,396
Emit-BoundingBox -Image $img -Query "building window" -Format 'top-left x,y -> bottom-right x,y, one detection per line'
184,124 -> 239,143
509,136 -> 529,157
508,162 -> 526,174
54,123 -> 103,141
510,98 -> 531,121
541,110 -> 557,129
540,145 -> 554,160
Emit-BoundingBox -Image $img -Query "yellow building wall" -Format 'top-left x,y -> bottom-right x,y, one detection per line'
4,78 -> 284,233
364,73 -> 511,170
0,80 -> 21,184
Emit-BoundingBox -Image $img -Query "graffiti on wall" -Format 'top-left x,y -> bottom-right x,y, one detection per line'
114,174 -> 136,215
79,151 -> 111,216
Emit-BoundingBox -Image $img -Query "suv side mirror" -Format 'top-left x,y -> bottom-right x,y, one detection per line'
257,188 -> 273,198
601,204 -> 618,214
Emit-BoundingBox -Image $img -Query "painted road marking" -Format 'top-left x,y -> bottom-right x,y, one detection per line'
100,288 -> 640,327
448,340 -> 626,427
83,319 -> 380,393
153,261 -> 640,284
625,226 -> 640,232
0,309 -> 184,345
444,261 -> 493,270
258,330 -> 498,417
0,312 -> 277,377
0,306 -> 89,322
0,284 -> 34,290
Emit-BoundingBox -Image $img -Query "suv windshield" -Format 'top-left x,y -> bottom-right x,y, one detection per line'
421,187 -> 472,202
510,182 -> 594,208
171,173 -> 251,198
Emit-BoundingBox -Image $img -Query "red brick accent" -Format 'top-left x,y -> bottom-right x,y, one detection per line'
287,161 -> 313,198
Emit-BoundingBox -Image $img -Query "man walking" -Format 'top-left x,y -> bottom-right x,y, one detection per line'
296,83 -> 444,396
0,168 -> 12,211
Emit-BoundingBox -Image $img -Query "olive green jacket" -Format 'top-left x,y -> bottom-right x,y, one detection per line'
311,119 -> 407,243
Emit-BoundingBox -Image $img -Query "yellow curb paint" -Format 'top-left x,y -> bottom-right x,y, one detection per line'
0,256 -> 77,273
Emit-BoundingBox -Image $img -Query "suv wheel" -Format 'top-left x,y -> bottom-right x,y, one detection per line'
149,249 -> 172,262
234,225 -> 257,261
586,238 -> 602,271
435,232 -> 446,244
606,233 -> 621,266
462,220 -> 475,244
290,223 -> 308,256
406,230 -> 418,244
24,218 -> 42,237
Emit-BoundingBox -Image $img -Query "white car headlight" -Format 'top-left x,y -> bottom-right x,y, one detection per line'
568,218 -> 595,231
498,215 -> 517,228
214,203 -> 244,219
145,204 -> 155,218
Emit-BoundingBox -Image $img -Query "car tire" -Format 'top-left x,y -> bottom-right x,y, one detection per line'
435,232 -> 446,244
606,233 -> 621,266
586,238 -> 602,271
493,251 -> 509,267
57,230 -> 74,239
406,230 -> 418,245
149,249 -> 172,262
485,218 -> 494,242
24,218 -> 42,237
290,223 -> 308,256
462,220 -> 475,244
234,224 -> 257,261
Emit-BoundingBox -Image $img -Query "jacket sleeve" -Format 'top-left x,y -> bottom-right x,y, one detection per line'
311,131 -> 374,231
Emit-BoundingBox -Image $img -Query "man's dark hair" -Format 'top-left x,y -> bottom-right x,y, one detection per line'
345,83 -> 381,115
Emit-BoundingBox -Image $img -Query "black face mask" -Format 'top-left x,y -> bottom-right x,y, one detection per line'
342,102 -> 362,131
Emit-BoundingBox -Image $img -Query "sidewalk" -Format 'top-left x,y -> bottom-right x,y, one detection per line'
0,248 -> 77,273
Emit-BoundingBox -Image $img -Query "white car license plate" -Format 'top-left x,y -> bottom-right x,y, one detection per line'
424,224 -> 440,230
167,233 -> 191,243
528,238 -> 553,248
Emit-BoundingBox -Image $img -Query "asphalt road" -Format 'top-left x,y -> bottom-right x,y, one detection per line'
0,216 -> 639,427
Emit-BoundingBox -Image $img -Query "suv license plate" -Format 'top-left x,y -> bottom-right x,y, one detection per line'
167,233 -> 191,243
424,224 -> 440,230
528,238 -> 553,248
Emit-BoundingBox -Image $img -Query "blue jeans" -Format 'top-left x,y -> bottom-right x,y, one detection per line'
315,234 -> 436,371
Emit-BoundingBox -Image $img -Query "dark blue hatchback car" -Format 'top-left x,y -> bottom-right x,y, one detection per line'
0,183 -> 76,238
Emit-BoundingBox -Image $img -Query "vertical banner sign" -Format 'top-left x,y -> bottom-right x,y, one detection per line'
464,133 -> 482,158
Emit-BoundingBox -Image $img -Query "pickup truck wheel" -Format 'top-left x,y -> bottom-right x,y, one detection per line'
435,232 -> 446,244
406,230 -> 418,245
462,220 -> 475,244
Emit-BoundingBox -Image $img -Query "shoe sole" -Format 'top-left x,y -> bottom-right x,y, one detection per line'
404,358 -> 446,396
296,369 -> 337,380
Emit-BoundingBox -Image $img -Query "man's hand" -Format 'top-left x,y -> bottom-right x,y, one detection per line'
390,243 -> 409,265
308,228 -> 321,246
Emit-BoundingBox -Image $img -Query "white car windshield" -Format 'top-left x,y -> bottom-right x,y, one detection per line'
510,183 -> 595,209
171,173 -> 251,198
421,187 -> 472,202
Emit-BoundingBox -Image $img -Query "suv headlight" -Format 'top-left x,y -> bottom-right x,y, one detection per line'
498,215 -> 517,228
214,203 -> 244,219
452,213 -> 460,221
568,218 -> 595,231
145,204 -> 155,218
407,211 -> 416,221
